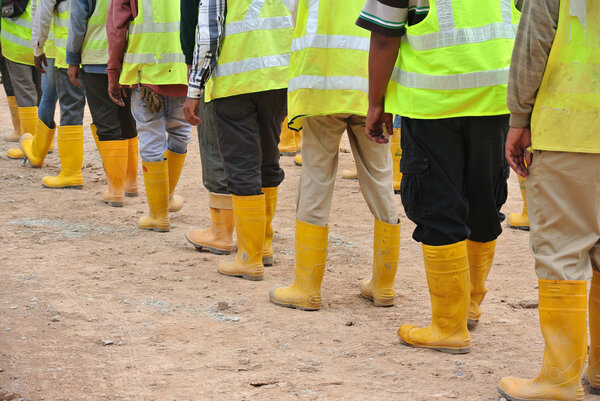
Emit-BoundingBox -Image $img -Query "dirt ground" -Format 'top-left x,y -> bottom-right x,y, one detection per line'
0,91 -> 597,401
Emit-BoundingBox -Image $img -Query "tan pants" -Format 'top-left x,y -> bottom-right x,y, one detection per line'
528,150 -> 600,280
296,114 -> 398,226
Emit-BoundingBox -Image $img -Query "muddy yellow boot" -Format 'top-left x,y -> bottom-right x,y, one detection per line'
279,117 -> 299,156
584,270 -> 600,395
20,116 -> 56,167
270,220 -> 329,311
262,186 -> 278,266
4,96 -> 21,142
507,176 -> 529,231
138,160 -> 170,232
360,219 -> 401,307
341,168 -> 358,179
90,124 -> 100,153
8,106 -> 37,159
42,125 -> 84,189
124,137 -> 139,197
498,280 -> 587,401
98,140 -> 128,207
466,239 -> 496,329
294,152 -> 302,166
398,241 -> 471,354
185,192 -> 234,255
391,129 -> 402,194
165,149 -> 186,212
217,194 -> 265,281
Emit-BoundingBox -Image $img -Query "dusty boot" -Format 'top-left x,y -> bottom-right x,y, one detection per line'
507,175 -> 529,231
279,117 -> 299,156
4,96 -> 21,142
359,218 -> 401,307
217,194 -> 265,281
165,149 -> 186,212
270,220 -> 329,311
138,160 -> 170,232
124,137 -> 139,197
398,241 -> 471,354
584,270 -> 600,394
42,125 -> 84,189
185,192 -> 234,255
498,280 -> 587,401
262,186 -> 278,266
20,116 -> 56,167
391,129 -> 402,194
341,168 -> 358,180
294,152 -> 302,166
8,106 -> 37,159
467,239 -> 497,329
98,140 -> 128,207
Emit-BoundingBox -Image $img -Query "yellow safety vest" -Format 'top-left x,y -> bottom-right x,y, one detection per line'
119,0 -> 187,86
1,0 -> 36,66
530,0 -> 600,154
287,0 -> 369,130
206,0 -> 294,102
46,25 -> 56,59
53,0 -> 69,69
387,0 -> 520,119
81,0 -> 108,65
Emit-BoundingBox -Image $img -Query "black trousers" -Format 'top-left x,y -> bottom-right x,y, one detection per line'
0,57 -> 15,97
400,115 -> 509,246
213,89 -> 287,196
81,71 -> 136,141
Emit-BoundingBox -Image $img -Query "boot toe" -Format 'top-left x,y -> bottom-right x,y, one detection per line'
7,147 -> 25,159
169,194 -> 184,212
359,279 -> 374,301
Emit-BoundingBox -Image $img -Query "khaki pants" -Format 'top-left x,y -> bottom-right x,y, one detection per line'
528,150 -> 600,280
296,114 -> 398,226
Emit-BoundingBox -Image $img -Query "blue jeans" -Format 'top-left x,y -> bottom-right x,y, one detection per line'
38,58 -> 58,128
130,88 -> 192,162
55,67 -> 85,126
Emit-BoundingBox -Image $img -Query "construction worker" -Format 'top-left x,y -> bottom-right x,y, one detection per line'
506,175 -> 529,230
180,0 -> 234,255
359,0 -> 521,353
0,57 -> 22,142
183,0 -> 293,280
107,0 -> 191,231
26,0 -> 87,189
64,0 -> 139,207
1,0 -> 42,159
269,0 -> 400,311
498,1 -> 600,400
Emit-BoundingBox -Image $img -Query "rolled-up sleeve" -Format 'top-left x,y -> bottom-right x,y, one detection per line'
106,0 -> 134,83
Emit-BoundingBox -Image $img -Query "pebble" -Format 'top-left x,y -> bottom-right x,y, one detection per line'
217,301 -> 229,311
5,328 -> 10,331
51,315 -> 61,322
101,340 -> 114,346
10,306 -> 17,310
231,317 -> 240,322
239,358 -> 250,365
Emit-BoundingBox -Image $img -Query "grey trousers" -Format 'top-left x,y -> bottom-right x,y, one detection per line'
55,68 -> 85,126
5,59 -> 41,107
197,97 -> 229,194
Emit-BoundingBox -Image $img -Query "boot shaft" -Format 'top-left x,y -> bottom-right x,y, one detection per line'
165,149 -> 186,195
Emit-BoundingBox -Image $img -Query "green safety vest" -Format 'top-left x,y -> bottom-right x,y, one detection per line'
387,0 -> 520,119
119,0 -> 187,86
205,0 -> 294,102
531,0 -> 600,154
81,0 -> 108,65
52,0 -> 69,69
1,0 -> 36,66
46,24 -> 56,59
287,0 -> 369,130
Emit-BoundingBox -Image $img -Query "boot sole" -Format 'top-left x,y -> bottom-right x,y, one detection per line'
217,269 -> 263,281
497,385 -> 555,401
106,200 -> 124,207
467,318 -> 479,330
507,224 -> 530,232
262,255 -> 274,267
394,189 -> 401,195
269,297 -> 320,311
280,151 -> 297,156
139,226 -> 170,233
399,338 -> 471,354
359,293 -> 394,307
42,184 -> 83,190
124,192 -> 139,197
582,375 -> 600,395
185,234 -> 232,255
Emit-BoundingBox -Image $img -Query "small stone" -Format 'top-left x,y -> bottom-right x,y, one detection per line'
239,358 -> 250,365
447,390 -> 458,399
345,321 -> 356,326
101,340 -> 114,346
10,306 -> 17,310
231,317 -> 240,322
51,315 -> 61,322
217,301 -> 229,311
136,210 -> 144,214
0,367 -> 4,372
6,328 -> 11,331
455,370 -> 463,377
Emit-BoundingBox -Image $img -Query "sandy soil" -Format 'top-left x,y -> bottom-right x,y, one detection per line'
0,92 -> 598,401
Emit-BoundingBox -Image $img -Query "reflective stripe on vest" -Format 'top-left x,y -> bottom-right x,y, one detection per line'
52,2 -> 69,69
393,66 -> 510,90
206,0 -> 293,101
0,0 -> 36,66
81,0 -> 109,65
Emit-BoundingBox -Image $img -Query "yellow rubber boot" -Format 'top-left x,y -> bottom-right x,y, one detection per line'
20,116 -> 56,167
585,270 -> 600,395
138,160 -> 170,232
398,241 -> 471,354
124,137 -> 139,197
507,175 -> 529,231
42,125 -> 84,189
90,124 -> 101,155
4,96 -> 21,142
98,140 -> 128,207
8,106 -> 37,159
466,239 -> 497,329
391,128 -> 402,194
279,117 -> 299,156
185,192 -> 234,255
262,186 -> 277,266
270,220 -> 329,311
217,194 -> 265,281
165,149 -> 186,212
360,218 -> 401,307
294,152 -> 302,166
498,280 -> 587,401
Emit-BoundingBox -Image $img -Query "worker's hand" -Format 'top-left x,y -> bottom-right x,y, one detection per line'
365,103 -> 393,144
68,65 -> 82,88
183,98 -> 201,126
34,53 -> 47,74
505,126 -> 532,177
108,82 -> 126,107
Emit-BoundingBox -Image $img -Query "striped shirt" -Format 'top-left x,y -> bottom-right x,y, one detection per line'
356,0 -> 430,37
